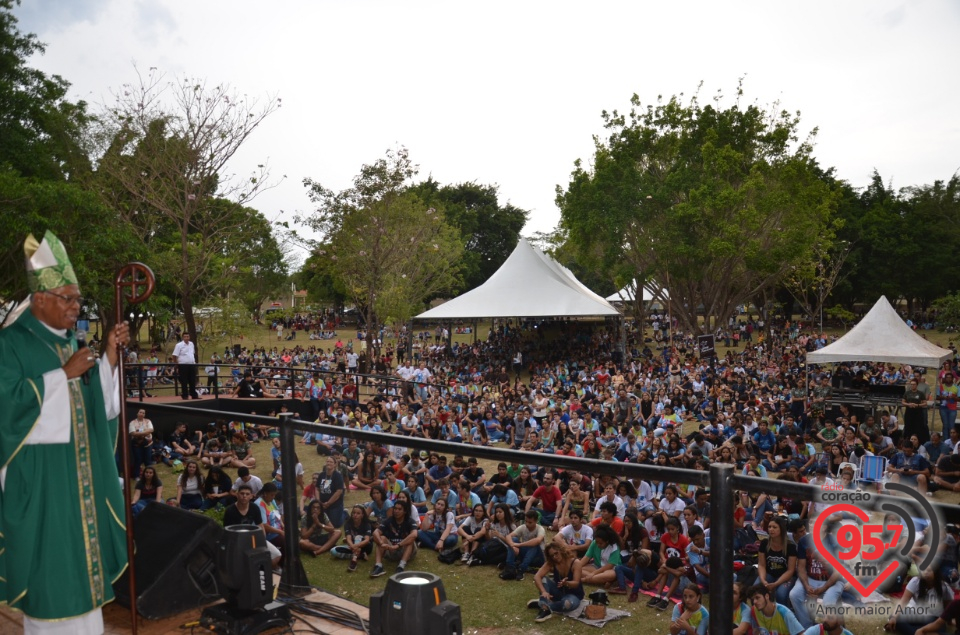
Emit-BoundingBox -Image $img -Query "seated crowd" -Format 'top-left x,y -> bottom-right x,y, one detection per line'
127,316 -> 960,633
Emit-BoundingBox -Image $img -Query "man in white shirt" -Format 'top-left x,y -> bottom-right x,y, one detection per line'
172,332 -> 199,399
233,466 -> 264,498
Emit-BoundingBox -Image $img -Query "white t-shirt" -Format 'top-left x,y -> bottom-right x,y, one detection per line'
173,340 -> 197,364
558,523 -> 594,546
659,496 -> 686,518
594,495 -> 627,519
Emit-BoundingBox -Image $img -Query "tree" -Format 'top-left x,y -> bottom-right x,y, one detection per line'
409,179 -> 528,292
95,68 -> 280,342
556,85 -> 837,333
0,0 -> 92,181
300,147 -> 464,360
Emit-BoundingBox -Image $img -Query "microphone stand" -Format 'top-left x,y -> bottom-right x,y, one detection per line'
114,263 -> 155,635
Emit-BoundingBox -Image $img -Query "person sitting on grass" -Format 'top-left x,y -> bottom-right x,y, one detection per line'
686,526 -> 710,590
370,499 -> 418,577
419,498 -> 459,554
646,517 -> 690,611
579,523 -> 622,587
341,504 -> 373,573
735,583 -> 804,635
525,471 -> 562,528
365,485 -> 392,524
500,509 -> 547,581
669,583 -> 709,635
590,501 -> 624,534
457,504 -> 489,564
402,474 -> 428,515
554,509 -> 593,557
614,547 -> 660,603
805,614 -> 854,635
299,500 -> 341,557
531,542 -> 584,623
352,450 -> 380,491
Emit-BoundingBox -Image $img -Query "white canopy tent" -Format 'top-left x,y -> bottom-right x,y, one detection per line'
806,296 -> 952,368
416,238 -> 620,320
604,280 -> 669,304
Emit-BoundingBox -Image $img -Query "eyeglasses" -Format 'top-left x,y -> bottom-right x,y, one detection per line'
43,290 -> 84,305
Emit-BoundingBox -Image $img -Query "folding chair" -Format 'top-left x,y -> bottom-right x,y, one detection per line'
858,454 -> 888,492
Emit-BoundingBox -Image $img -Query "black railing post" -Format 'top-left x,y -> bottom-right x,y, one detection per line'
278,412 -> 309,593
709,463 -> 734,634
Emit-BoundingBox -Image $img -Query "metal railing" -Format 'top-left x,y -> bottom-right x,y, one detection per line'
138,401 -> 960,633
124,362 -> 420,402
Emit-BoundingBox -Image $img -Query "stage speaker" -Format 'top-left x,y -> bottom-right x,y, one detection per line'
113,502 -> 224,619
233,343 -> 242,357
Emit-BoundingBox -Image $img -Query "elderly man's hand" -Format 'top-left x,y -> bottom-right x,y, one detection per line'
63,347 -> 97,379
105,321 -> 131,367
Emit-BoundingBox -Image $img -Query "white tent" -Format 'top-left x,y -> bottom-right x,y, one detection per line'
806,296 -> 952,367
416,238 -> 620,320
604,280 -> 669,304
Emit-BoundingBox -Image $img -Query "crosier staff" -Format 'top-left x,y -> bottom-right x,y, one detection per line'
115,262 -> 155,635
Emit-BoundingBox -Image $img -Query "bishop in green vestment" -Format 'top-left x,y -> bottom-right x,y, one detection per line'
0,231 -> 131,633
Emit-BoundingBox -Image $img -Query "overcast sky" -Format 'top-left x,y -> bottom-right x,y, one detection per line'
14,0 -> 960,260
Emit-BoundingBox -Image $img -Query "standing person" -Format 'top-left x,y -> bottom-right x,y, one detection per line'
172,331 -> 200,400
903,379 -> 930,445
938,372 -> 959,437
0,230 -> 131,633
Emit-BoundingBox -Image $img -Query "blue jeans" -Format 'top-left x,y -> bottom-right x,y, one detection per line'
789,578 -> 844,628
419,530 -> 458,551
539,576 -> 582,613
505,543 -> 545,572
765,572 -> 792,607
615,563 -> 657,590
487,429 -> 506,442
939,407 -> 957,436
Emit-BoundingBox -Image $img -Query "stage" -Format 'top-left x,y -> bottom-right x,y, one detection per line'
0,586 -> 369,635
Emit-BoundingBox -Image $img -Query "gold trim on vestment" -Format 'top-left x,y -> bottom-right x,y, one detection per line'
105,499 -> 125,531
1,379 -> 42,470
111,561 -> 128,584
9,588 -> 26,607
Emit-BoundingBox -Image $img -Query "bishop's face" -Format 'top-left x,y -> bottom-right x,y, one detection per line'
32,284 -> 82,331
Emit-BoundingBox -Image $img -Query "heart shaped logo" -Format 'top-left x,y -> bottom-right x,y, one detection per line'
811,503 -> 901,597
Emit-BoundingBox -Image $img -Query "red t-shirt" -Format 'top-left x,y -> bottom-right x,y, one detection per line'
662,532 -> 691,564
533,485 -> 562,513
590,516 -> 624,534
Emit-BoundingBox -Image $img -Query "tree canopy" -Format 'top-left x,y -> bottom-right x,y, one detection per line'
557,86 -> 837,332
300,148 -> 464,356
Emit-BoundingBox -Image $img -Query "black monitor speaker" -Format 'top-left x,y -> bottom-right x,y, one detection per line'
113,502 -> 223,619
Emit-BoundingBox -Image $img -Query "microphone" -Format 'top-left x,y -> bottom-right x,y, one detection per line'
77,329 -> 90,385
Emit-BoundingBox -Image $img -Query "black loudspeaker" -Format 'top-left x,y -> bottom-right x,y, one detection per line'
369,571 -> 462,635
113,502 -> 224,619
233,344 -> 242,357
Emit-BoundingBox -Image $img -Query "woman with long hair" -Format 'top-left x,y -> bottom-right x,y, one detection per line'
579,523 -> 622,586
669,583 -> 709,635
532,542 -> 584,622
457,504 -> 489,564
176,460 -> 204,510
341,504 -> 374,572
131,466 -> 163,517
353,451 -> 379,490
513,466 -> 537,508
757,515 -> 797,607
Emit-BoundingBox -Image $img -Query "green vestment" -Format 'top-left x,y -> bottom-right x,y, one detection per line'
0,309 -> 127,620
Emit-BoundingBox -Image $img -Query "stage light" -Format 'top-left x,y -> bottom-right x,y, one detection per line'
370,571 -> 462,635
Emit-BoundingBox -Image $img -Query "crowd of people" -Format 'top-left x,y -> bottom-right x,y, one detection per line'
129,315 -> 960,634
